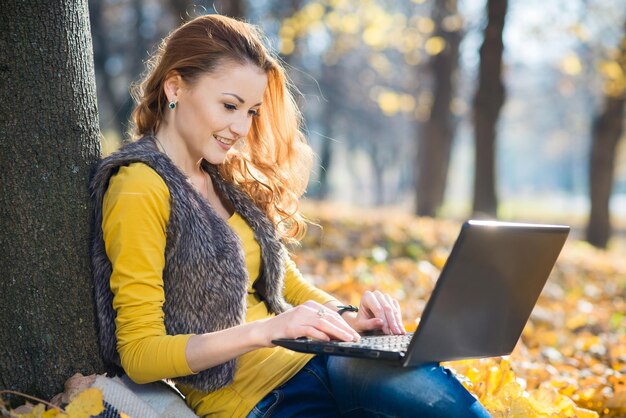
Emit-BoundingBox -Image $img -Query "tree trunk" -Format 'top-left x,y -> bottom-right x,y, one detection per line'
310,58 -> 339,200
472,0 -> 507,217
586,20 -> 626,249
416,0 -> 461,217
315,78 -> 337,199
586,98 -> 626,248
0,0 -> 102,400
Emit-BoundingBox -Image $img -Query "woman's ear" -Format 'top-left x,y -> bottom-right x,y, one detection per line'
163,71 -> 183,103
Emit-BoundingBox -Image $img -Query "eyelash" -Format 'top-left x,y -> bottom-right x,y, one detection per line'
224,103 -> 260,117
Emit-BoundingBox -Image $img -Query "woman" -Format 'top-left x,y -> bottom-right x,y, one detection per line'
91,14 -> 491,418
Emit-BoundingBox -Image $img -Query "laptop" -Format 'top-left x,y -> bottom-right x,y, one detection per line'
273,220 -> 570,367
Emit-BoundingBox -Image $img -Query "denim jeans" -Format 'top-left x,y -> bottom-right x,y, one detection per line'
246,355 -> 492,417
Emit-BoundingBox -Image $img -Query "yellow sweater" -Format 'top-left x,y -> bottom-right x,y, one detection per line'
102,162 -> 335,417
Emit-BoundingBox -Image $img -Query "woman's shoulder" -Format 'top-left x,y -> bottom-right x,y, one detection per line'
108,162 -> 169,198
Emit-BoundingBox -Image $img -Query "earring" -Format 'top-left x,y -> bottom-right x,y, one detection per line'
168,100 -> 177,110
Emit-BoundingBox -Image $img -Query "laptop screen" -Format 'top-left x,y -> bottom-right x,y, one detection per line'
403,220 -> 569,367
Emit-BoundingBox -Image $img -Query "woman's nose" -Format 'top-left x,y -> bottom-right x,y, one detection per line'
230,114 -> 252,138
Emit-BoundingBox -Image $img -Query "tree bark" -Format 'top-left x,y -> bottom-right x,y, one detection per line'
416,0 -> 461,217
472,0 -> 507,217
0,0 -> 102,399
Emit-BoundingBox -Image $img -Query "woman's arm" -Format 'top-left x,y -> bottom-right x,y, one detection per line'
104,163 -> 198,383
185,299 -> 360,371
185,273 -> 406,374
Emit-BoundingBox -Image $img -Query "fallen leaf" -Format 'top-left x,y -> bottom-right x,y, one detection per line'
63,388 -> 104,418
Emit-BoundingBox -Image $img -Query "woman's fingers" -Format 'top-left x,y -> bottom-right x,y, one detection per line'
267,293 -> 404,346
383,293 -> 405,334
361,291 -> 405,335
284,302 -> 359,342
307,306 -> 357,341
298,325 -> 332,342
361,291 -> 388,333
392,297 -> 406,334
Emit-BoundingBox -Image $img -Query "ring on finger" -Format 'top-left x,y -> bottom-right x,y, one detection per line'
317,307 -> 326,318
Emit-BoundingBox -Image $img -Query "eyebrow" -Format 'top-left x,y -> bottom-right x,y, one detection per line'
222,93 -> 262,107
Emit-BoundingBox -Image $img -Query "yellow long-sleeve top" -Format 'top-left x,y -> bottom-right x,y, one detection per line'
102,162 -> 335,418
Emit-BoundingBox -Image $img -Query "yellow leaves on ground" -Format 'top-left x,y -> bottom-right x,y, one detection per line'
295,202 -> 626,417
10,388 -> 104,418
15,404 -> 55,418
63,389 -> 104,417
450,358 -> 600,417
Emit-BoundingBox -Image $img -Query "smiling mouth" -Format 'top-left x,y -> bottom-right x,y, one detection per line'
214,135 -> 237,146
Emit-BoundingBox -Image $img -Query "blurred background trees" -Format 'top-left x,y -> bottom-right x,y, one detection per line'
89,0 -> 626,248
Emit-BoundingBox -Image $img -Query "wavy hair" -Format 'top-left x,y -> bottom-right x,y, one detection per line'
130,15 -> 312,242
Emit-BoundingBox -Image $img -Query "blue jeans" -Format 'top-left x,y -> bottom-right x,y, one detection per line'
246,355 -> 492,417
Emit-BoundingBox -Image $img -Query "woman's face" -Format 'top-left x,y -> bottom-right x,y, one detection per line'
167,62 -> 268,165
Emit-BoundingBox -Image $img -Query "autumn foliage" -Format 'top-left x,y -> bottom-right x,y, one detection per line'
293,203 -> 626,417
0,388 -> 105,418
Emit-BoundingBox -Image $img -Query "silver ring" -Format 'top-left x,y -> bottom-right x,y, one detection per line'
317,308 -> 326,318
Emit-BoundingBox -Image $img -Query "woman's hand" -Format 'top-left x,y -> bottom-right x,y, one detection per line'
342,290 -> 406,335
257,300 -> 360,347
186,295 -> 401,372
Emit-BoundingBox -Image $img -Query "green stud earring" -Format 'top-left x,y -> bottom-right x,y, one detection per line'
168,101 -> 177,110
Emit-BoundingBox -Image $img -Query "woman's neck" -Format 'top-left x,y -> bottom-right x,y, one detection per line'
153,128 -> 233,219
153,126 -> 203,179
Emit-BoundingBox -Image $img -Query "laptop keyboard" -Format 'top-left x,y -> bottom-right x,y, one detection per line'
335,333 -> 414,352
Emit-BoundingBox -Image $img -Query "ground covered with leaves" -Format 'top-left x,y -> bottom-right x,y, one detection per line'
293,203 -> 626,418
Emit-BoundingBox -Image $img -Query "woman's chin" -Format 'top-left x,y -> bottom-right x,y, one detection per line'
202,149 -> 229,165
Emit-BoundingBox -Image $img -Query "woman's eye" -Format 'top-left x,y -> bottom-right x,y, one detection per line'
224,103 -> 237,111
248,109 -> 260,117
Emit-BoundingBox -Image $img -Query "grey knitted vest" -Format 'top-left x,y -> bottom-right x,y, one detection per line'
90,136 -> 291,392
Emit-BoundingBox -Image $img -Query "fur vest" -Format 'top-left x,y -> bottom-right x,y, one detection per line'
90,136 -> 291,392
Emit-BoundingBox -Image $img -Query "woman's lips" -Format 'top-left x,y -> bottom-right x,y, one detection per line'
214,135 -> 236,149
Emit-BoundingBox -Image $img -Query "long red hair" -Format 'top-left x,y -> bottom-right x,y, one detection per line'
130,15 -> 312,242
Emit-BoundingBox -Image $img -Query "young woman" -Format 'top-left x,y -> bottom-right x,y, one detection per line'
91,14 -> 491,418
